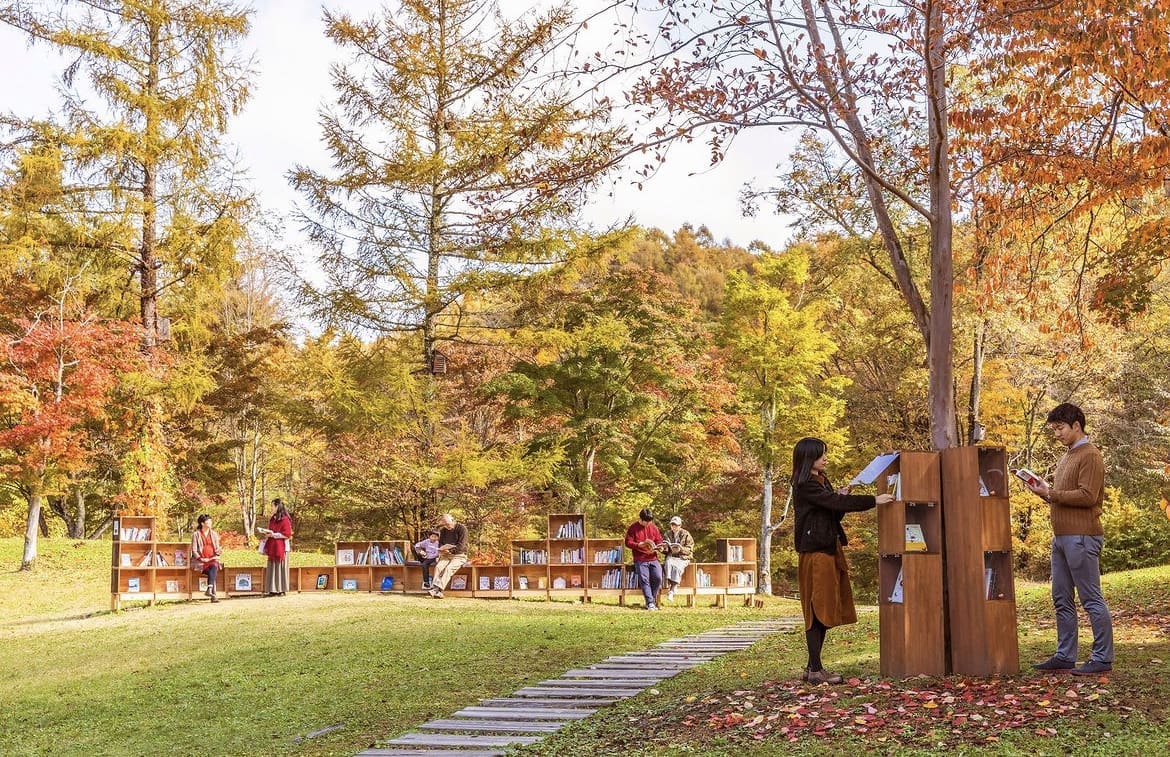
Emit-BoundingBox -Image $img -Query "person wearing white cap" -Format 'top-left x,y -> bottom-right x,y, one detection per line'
661,515 -> 694,602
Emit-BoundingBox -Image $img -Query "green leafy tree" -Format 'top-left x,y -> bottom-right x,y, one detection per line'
490,243 -> 735,530
1,0 -> 254,348
290,0 -> 619,367
719,245 -> 849,593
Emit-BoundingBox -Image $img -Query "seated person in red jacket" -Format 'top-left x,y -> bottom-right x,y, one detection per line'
190,514 -> 223,603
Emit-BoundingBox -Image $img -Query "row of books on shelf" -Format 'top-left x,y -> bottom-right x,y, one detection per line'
120,550 -> 187,567
335,545 -> 406,566
597,567 -> 623,588
480,575 -> 511,591
553,520 -> 584,539
730,570 -> 754,587
558,547 -> 583,564
125,574 -> 254,593
118,527 -> 152,542
592,546 -> 623,564
516,548 -> 548,565
725,545 -> 746,562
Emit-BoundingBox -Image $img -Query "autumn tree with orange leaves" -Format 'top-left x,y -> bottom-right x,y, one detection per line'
606,0 -> 1170,450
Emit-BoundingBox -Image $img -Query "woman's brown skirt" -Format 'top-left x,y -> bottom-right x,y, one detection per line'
798,545 -> 857,630
264,558 -> 289,594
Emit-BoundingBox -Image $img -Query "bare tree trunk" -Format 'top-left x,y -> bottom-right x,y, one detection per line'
48,496 -> 74,537
74,488 -> 86,538
926,0 -> 957,450
967,322 -> 986,446
21,490 -> 42,570
88,517 -> 113,540
759,460 -> 774,595
139,14 -> 161,348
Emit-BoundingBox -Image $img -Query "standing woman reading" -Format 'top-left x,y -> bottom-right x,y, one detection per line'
261,498 -> 293,596
791,437 -> 894,684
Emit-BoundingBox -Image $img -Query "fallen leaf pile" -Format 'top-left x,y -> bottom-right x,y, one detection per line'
654,674 -> 1124,748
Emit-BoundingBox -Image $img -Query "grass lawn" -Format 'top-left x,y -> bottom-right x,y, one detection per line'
518,564 -> 1170,756
3,539 -> 1167,756
0,538 -> 801,756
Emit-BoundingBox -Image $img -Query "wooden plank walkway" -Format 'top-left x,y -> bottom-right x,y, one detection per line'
358,617 -> 799,756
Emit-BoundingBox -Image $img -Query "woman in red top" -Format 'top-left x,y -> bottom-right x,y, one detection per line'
190,514 -> 222,602
261,498 -> 293,596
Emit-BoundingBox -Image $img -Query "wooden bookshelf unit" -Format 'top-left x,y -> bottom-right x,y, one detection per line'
111,515 -> 203,609
110,514 -> 760,608
941,446 -> 1020,675
876,451 -> 947,677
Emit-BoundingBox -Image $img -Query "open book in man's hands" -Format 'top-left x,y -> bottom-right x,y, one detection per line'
1013,468 -> 1044,487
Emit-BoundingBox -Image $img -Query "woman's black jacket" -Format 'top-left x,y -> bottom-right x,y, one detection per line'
793,476 -> 877,555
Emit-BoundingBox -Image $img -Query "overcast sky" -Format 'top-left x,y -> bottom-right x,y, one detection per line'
0,0 -> 796,250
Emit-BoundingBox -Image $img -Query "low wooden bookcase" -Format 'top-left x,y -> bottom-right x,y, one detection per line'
111,513 -> 759,607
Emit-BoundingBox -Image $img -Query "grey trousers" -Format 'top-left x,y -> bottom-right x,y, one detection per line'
1051,535 -> 1113,663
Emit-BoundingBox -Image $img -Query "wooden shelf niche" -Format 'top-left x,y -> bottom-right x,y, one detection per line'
716,538 -> 758,599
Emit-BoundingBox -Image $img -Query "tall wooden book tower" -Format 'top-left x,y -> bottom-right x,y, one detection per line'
875,447 -> 1019,677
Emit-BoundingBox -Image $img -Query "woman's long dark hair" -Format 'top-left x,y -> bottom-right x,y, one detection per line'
271,498 -> 290,522
791,437 -> 828,487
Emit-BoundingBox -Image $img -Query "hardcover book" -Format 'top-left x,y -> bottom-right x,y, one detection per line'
234,573 -> 253,591
165,580 -> 180,593
127,577 -> 140,593
341,578 -> 358,591
336,549 -> 355,565
450,575 -> 467,590
904,524 -> 927,552
316,574 -> 329,590
888,568 -> 904,603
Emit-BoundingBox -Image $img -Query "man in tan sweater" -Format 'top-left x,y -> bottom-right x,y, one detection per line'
1025,403 -> 1113,675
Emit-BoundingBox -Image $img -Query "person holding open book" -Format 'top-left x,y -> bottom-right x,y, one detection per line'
791,437 -> 895,684
428,513 -> 469,599
259,498 -> 293,596
412,529 -> 441,589
624,508 -> 664,610
661,515 -> 694,602
190,514 -> 223,603
1023,402 -> 1113,676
